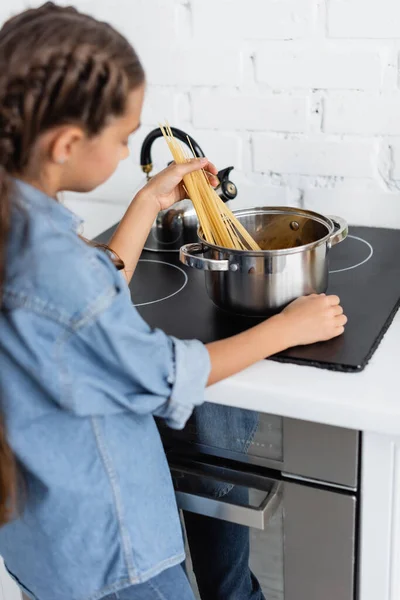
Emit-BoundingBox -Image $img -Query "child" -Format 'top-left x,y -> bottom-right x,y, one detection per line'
0,4 -> 347,600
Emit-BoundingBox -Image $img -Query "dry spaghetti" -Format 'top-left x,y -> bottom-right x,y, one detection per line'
160,124 -> 261,251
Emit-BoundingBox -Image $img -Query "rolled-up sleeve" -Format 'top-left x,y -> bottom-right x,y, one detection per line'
56,275 -> 211,430
155,337 -> 210,429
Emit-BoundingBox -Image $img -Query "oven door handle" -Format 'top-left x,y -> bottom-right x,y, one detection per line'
175,481 -> 282,530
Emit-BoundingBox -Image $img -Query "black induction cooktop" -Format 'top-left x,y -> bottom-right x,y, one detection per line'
96,225 -> 400,372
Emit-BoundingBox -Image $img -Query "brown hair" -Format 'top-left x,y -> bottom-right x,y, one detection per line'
0,2 -> 145,525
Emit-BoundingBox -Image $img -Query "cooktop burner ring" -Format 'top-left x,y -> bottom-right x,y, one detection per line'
329,235 -> 374,274
132,259 -> 188,307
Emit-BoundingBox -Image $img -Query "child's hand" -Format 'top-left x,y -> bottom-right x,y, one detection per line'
280,294 -> 347,346
141,158 -> 219,211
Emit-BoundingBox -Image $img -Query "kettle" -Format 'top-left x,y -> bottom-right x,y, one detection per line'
140,127 -> 238,252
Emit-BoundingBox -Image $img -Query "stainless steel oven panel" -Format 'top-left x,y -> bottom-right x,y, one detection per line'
171,442 -> 285,472
282,418 -> 359,488
248,415 -> 359,488
246,415 -> 359,488
244,413 -> 283,460
160,412 -> 359,489
158,413 -> 286,474
172,459 -> 356,600
284,480 -> 356,600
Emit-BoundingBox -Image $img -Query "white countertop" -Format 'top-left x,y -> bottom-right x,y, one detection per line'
205,311 -> 400,436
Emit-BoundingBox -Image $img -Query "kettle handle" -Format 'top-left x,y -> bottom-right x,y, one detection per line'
140,126 -> 238,203
140,127 -> 205,176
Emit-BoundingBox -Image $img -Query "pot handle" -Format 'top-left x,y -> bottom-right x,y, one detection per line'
180,243 -> 230,271
327,215 -> 348,247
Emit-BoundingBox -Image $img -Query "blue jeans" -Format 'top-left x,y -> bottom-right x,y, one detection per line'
181,404 -> 265,600
101,565 -> 195,600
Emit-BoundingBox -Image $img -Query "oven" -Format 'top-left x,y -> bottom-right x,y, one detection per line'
158,408 -> 360,600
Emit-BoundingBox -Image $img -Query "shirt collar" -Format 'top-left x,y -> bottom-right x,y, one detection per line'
13,179 -> 83,233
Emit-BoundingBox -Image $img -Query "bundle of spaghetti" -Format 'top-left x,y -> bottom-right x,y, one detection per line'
160,124 -> 261,251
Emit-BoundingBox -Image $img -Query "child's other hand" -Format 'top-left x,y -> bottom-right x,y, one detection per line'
280,294 -> 347,347
141,158 -> 219,211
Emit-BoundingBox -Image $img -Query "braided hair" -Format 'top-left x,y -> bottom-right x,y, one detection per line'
0,2 -> 145,526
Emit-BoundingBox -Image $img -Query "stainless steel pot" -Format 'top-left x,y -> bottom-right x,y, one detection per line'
180,206 -> 348,316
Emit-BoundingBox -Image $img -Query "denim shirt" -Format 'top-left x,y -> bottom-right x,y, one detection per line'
0,180 -> 210,600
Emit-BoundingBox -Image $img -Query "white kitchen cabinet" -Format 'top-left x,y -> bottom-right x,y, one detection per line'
0,560 -> 21,600
359,432 -> 400,600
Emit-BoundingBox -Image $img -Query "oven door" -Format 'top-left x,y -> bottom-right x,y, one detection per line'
170,457 -> 357,600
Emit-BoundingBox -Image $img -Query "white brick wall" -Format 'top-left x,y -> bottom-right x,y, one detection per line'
328,0 -> 400,39
391,142 -> 400,181
140,44 -> 243,87
192,91 -> 308,132
324,93 -> 400,136
192,0 -> 314,41
1,0 -> 400,234
252,136 -> 375,178
255,44 -> 383,90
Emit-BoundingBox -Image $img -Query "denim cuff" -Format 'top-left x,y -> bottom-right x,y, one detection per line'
161,337 -> 210,430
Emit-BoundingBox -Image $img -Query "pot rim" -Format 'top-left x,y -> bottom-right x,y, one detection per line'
197,206 -> 338,256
